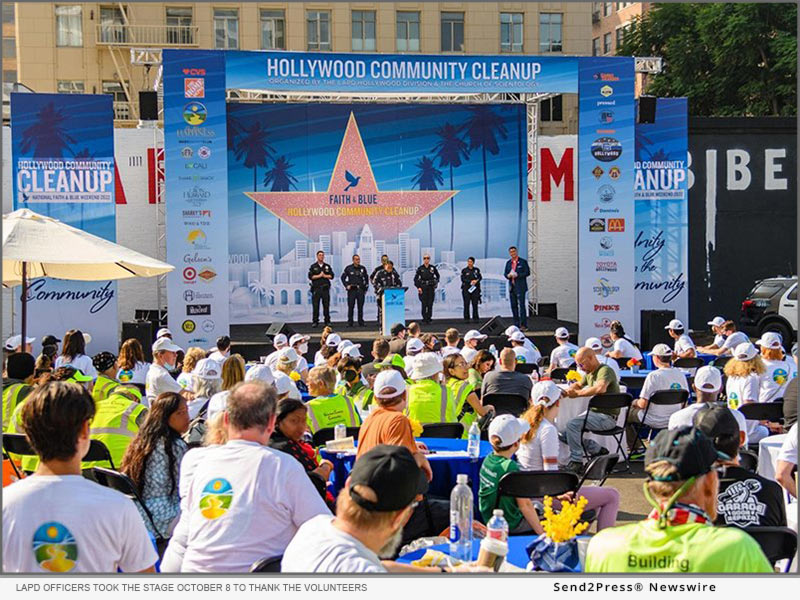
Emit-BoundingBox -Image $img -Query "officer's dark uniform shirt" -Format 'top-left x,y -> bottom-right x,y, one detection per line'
374,269 -> 402,295
341,264 -> 369,291
308,262 -> 333,289
461,266 -> 482,291
414,264 -> 440,289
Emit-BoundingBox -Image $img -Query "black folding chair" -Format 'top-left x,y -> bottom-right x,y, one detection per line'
515,363 -> 539,375
92,466 -> 167,543
497,471 -> 579,535
311,426 -> 361,448
250,555 -> 283,572
82,439 -> 116,470
673,357 -> 705,379
421,423 -> 464,438
712,356 -> 732,369
739,402 -> 783,423
549,368 -> 570,383
576,454 -> 619,489
629,389 -> 690,456
745,526 -> 797,570
580,393 -> 633,472
738,449 -> 759,472
614,357 -> 634,370
482,393 -> 529,417
2,433 -> 36,479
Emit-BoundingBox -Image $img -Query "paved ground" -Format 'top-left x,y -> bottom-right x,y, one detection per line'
605,462 -> 651,524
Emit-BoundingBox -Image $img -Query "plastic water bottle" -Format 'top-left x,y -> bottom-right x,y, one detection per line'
489,344 -> 498,359
334,423 -> 346,440
486,509 -> 509,542
449,474 -> 474,562
467,421 -> 481,460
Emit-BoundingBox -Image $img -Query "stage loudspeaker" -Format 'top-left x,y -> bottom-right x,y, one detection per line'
638,96 -> 657,124
122,321 -> 155,362
479,315 -> 509,336
139,91 -> 158,121
640,310 -> 675,351
265,322 -> 296,339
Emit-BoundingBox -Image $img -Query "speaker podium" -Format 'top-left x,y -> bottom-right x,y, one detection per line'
381,287 -> 407,336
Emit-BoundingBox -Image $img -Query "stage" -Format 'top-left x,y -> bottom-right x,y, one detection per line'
230,315 -> 578,363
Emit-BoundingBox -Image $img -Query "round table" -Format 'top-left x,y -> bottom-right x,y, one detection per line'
397,535 -> 537,569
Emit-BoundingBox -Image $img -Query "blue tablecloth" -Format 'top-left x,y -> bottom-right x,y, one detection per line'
397,536 -> 537,569
320,437 -> 492,510
642,352 -> 717,370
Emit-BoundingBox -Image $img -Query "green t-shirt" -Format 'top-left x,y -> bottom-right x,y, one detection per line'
585,519 -> 773,573
581,364 -> 621,417
478,453 -> 523,530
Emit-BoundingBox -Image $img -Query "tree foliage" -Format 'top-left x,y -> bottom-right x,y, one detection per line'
617,3 -> 796,116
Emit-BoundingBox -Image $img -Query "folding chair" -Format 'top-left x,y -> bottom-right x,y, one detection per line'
629,390 -> 690,457
673,357 -> 705,378
82,439 -> 116,470
515,363 -> 539,376
576,454 -> 619,489
739,402 -> 783,423
420,423 -> 464,439
580,393 -> 633,472
2,433 -> 35,479
250,555 -> 283,572
549,368 -> 570,383
482,393 -> 529,417
497,471 -> 579,535
311,426 -> 361,448
738,449 -> 759,472
745,526 -> 797,571
92,466 -> 167,543
614,357 -> 634,370
712,356 -> 732,369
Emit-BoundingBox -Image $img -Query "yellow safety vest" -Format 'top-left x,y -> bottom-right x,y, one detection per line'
446,378 -> 478,436
406,379 -> 457,424
2,382 -> 32,432
92,375 -> 120,404
6,398 -> 38,472
86,393 -> 147,469
336,381 -> 375,411
306,393 -> 361,434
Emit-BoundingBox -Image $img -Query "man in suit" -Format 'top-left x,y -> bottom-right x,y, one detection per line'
503,246 -> 530,329
341,254 -> 369,327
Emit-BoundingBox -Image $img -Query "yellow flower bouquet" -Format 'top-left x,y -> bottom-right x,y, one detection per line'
565,370 -> 582,383
526,495 -> 590,572
408,418 -> 423,438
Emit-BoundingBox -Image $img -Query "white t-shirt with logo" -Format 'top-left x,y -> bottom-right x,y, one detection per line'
516,419 -> 559,472
668,402 -> 749,445
513,345 -> 541,365
759,358 -> 794,403
161,439 -> 330,573
281,515 -> 387,573
720,331 -> 750,354
2,475 -> 157,573
54,354 -> 97,379
673,334 -> 696,356
116,361 -> 150,386
778,423 -> 797,465
550,343 -> 579,369
611,338 -> 643,361
637,367 -> 688,428
726,374 -> 760,409
145,363 -> 182,406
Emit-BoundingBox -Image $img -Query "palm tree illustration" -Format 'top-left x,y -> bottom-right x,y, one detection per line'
432,122 -> 469,252
233,120 -> 274,263
411,155 -> 444,247
248,279 -> 268,308
465,107 -> 508,259
263,155 -> 298,259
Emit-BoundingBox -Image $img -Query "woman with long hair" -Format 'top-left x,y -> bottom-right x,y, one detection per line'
442,353 -> 493,435
518,380 -> 620,531
205,354 -> 245,420
54,329 -> 97,378
116,338 -> 150,387
725,342 -> 772,443
605,321 -> 643,361
313,326 -> 334,366
468,350 -> 496,389
176,347 -> 206,389
120,392 -> 190,537
756,332 -> 794,403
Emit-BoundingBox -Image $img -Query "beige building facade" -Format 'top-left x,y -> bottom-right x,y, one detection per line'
5,2 -> 593,132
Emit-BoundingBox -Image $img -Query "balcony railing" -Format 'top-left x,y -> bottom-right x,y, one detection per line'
113,101 -> 137,121
96,24 -> 198,46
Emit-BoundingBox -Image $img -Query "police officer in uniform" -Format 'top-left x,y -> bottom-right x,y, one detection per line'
414,253 -> 440,324
460,256 -> 482,323
373,260 -> 402,326
341,254 -> 369,327
369,253 -> 389,287
308,250 -> 334,327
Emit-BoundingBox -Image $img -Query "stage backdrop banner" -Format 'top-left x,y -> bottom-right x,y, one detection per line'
633,98 -> 689,339
163,49 -> 230,349
226,103 -> 527,324
577,57 -> 636,347
11,93 -> 118,353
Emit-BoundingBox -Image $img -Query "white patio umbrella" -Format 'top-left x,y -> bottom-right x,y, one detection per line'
3,208 -> 174,344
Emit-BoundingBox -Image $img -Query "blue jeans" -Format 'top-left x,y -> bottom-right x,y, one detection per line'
562,410 -> 618,463
509,286 -> 527,327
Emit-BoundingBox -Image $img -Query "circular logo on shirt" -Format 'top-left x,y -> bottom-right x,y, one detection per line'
568,349 -> 577,357
199,478 -> 233,519
728,392 -> 740,410
773,368 -> 788,385
118,368 -> 134,383
515,354 -> 526,364
32,522 -> 78,572
669,383 -> 683,390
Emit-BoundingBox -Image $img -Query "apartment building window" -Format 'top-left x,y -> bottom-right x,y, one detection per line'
500,13 -> 523,53
214,9 -> 239,50
615,26 -> 624,49
352,10 -> 376,51
396,11 -> 420,52
2,3 -> 15,24
55,5 -> 83,47
102,81 -> 130,119
539,13 -> 562,53
2,37 -> 15,58
99,6 -> 127,43
603,2 -> 613,16
441,12 -> 464,52
57,80 -> 85,94
592,37 -> 600,56
616,2 -> 632,9
603,32 -> 612,54
260,9 -> 285,50
540,95 -> 563,122
166,7 -> 193,45
307,11 -> 331,51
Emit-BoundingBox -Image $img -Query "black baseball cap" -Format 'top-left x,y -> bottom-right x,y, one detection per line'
692,404 -> 739,445
390,323 -> 406,336
6,352 -> 35,380
348,445 -> 428,512
645,427 -> 722,482
41,334 -> 61,347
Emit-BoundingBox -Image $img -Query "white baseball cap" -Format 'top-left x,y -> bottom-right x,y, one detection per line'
694,365 -> 723,393
82,332 -> 92,345
756,332 -> 783,349
4,335 -> 35,351
338,339 -> 359,353
342,344 -> 363,360
156,328 -> 172,339
273,372 -> 294,395
278,347 -> 299,363
555,327 -> 570,340
504,325 -> 521,337
651,343 -> 673,357
734,342 -> 758,362
665,319 -> 684,331
245,364 -> 275,384
509,331 -> 526,343
406,337 -> 425,354
488,414 -> 530,447
272,333 -> 288,347
531,380 -> 562,407
409,352 -> 442,380
193,358 -> 221,380
289,333 -> 310,346
152,337 -> 182,354
465,330 -> 488,342
373,369 -> 407,399
585,337 -> 603,352
707,316 -> 725,327
325,333 -> 342,348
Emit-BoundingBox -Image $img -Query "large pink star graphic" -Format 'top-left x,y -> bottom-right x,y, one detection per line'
246,113 -> 457,241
